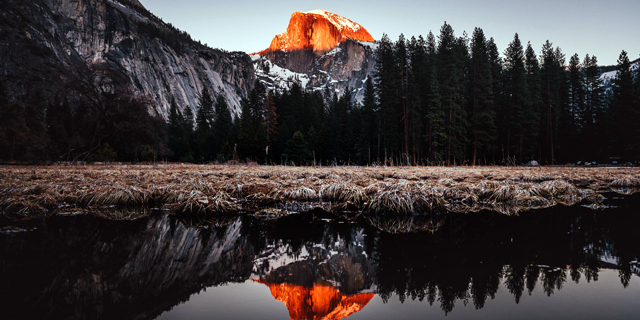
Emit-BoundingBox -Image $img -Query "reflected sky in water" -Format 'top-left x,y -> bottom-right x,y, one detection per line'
158,281 -> 289,320
159,269 -> 640,320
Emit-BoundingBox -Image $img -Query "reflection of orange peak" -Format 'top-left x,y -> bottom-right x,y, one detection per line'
258,10 -> 375,54
253,278 -> 374,320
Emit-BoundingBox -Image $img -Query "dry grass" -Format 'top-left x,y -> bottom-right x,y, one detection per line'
1,164 -> 638,220
610,175 -> 640,187
287,186 -> 318,201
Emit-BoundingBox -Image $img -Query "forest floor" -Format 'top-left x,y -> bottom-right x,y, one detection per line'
1,164 -> 639,223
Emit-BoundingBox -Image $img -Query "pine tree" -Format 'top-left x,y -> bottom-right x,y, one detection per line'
567,53 -> 585,159
424,31 -> 444,163
539,41 -> 567,164
395,34 -> 411,164
374,34 -> 402,164
407,35 -> 429,163
487,37 -> 503,164
167,99 -> 188,161
196,88 -> 214,134
46,97 -> 73,158
437,22 -> 468,164
195,87 -> 215,162
501,33 -> 528,163
608,50 -> 637,160
213,95 -> 232,160
426,68 -> 446,163
582,54 -> 604,160
265,91 -> 278,144
237,82 -> 268,162
523,42 -> 542,161
237,100 -> 258,160
341,90 -> 358,163
282,131 -> 311,165
181,106 -> 195,162
357,77 -> 378,163
468,27 -> 496,165
325,91 -> 354,162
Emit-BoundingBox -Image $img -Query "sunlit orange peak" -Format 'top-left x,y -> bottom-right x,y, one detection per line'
261,10 -> 375,54
254,278 -> 375,320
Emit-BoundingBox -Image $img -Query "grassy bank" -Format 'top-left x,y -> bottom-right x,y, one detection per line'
1,164 -> 639,221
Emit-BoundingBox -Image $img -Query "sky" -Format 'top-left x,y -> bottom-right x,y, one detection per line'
140,0 -> 640,66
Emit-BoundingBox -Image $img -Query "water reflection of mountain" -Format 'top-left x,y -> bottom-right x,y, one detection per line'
253,280 -> 374,320
248,215 -> 375,319
1,201 -> 639,318
0,214 -> 255,320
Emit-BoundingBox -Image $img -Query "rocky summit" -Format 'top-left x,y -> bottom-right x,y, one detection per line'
253,10 -> 377,102
260,10 -> 375,54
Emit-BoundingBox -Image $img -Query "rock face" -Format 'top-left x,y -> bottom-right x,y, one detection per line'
263,10 -> 375,54
0,0 -> 255,118
253,10 -> 377,102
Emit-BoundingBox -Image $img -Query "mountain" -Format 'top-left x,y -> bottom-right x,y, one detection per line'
0,0 -> 255,118
260,10 -> 375,54
252,10 -> 377,102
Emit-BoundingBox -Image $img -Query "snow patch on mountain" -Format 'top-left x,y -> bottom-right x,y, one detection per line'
304,9 -> 363,33
252,54 -> 311,91
599,60 -> 639,94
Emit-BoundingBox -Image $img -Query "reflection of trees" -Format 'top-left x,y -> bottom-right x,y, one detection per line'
540,268 -> 568,297
503,265 -> 525,303
370,204 -> 640,313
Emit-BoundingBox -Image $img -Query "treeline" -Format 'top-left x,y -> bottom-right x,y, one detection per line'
370,24 -> 640,165
369,25 -> 640,165
168,23 -> 640,165
165,81 -> 362,164
0,62 -> 167,163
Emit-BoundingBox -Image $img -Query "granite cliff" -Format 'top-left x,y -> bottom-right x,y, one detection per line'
0,0 -> 255,118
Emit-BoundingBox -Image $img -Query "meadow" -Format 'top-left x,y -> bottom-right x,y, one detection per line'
1,164 -> 639,222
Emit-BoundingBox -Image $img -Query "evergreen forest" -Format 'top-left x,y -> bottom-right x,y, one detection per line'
2,23 -> 640,165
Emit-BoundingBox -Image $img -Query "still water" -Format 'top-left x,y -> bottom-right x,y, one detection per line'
2,194 -> 640,319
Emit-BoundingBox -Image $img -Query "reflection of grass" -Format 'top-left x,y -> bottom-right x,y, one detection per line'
1,164 -> 639,220
365,214 -> 446,234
